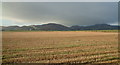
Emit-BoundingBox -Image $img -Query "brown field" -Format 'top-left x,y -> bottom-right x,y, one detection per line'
2,31 -> 119,64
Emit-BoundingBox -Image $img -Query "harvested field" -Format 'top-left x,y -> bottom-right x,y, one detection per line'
2,31 -> 119,64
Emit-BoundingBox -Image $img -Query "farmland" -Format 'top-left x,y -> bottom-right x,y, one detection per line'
2,31 -> 119,64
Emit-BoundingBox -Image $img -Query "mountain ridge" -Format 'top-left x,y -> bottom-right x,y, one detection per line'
1,23 -> 119,31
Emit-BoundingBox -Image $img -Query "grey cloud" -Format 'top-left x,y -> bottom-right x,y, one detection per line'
2,0 -> 119,2
2,2 -> 118,26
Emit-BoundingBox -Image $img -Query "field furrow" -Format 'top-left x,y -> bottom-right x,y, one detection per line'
2,31 -> 119,64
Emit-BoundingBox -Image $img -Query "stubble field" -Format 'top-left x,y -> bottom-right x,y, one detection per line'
2,31 -> 119,64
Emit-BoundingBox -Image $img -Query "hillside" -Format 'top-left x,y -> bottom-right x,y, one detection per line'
2,23 -> 119,31
70,24 -> 118,30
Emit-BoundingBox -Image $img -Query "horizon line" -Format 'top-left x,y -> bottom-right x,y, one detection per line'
1,23 -> 119,27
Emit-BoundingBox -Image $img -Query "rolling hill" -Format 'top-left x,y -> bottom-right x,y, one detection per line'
1,23 -> 119,31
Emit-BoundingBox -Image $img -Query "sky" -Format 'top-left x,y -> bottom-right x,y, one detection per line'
1,0 -> 120,2
1,2 -> 118,26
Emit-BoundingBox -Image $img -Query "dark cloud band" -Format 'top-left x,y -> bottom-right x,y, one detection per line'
2,2 -> 118,26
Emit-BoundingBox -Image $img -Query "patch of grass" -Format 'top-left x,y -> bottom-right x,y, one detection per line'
82,30 -> 119,32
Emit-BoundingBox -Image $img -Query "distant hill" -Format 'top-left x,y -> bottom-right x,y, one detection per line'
2,23 -> 71,31
2,23 -> 119,31
30,23 -> 71,31
70,24 -> 118,30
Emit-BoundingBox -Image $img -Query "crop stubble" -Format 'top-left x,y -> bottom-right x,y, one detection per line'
2,31 -> 119,64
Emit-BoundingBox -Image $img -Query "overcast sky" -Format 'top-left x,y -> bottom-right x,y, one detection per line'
2,2 -> 118,26
1,0 -> 120,2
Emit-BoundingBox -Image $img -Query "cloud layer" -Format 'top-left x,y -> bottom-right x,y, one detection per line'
2,0 -> 120,2
2,2 -> 118,26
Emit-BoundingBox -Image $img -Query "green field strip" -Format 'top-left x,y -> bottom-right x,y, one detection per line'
2,30 -> 119,32
82,30 -> 118,32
